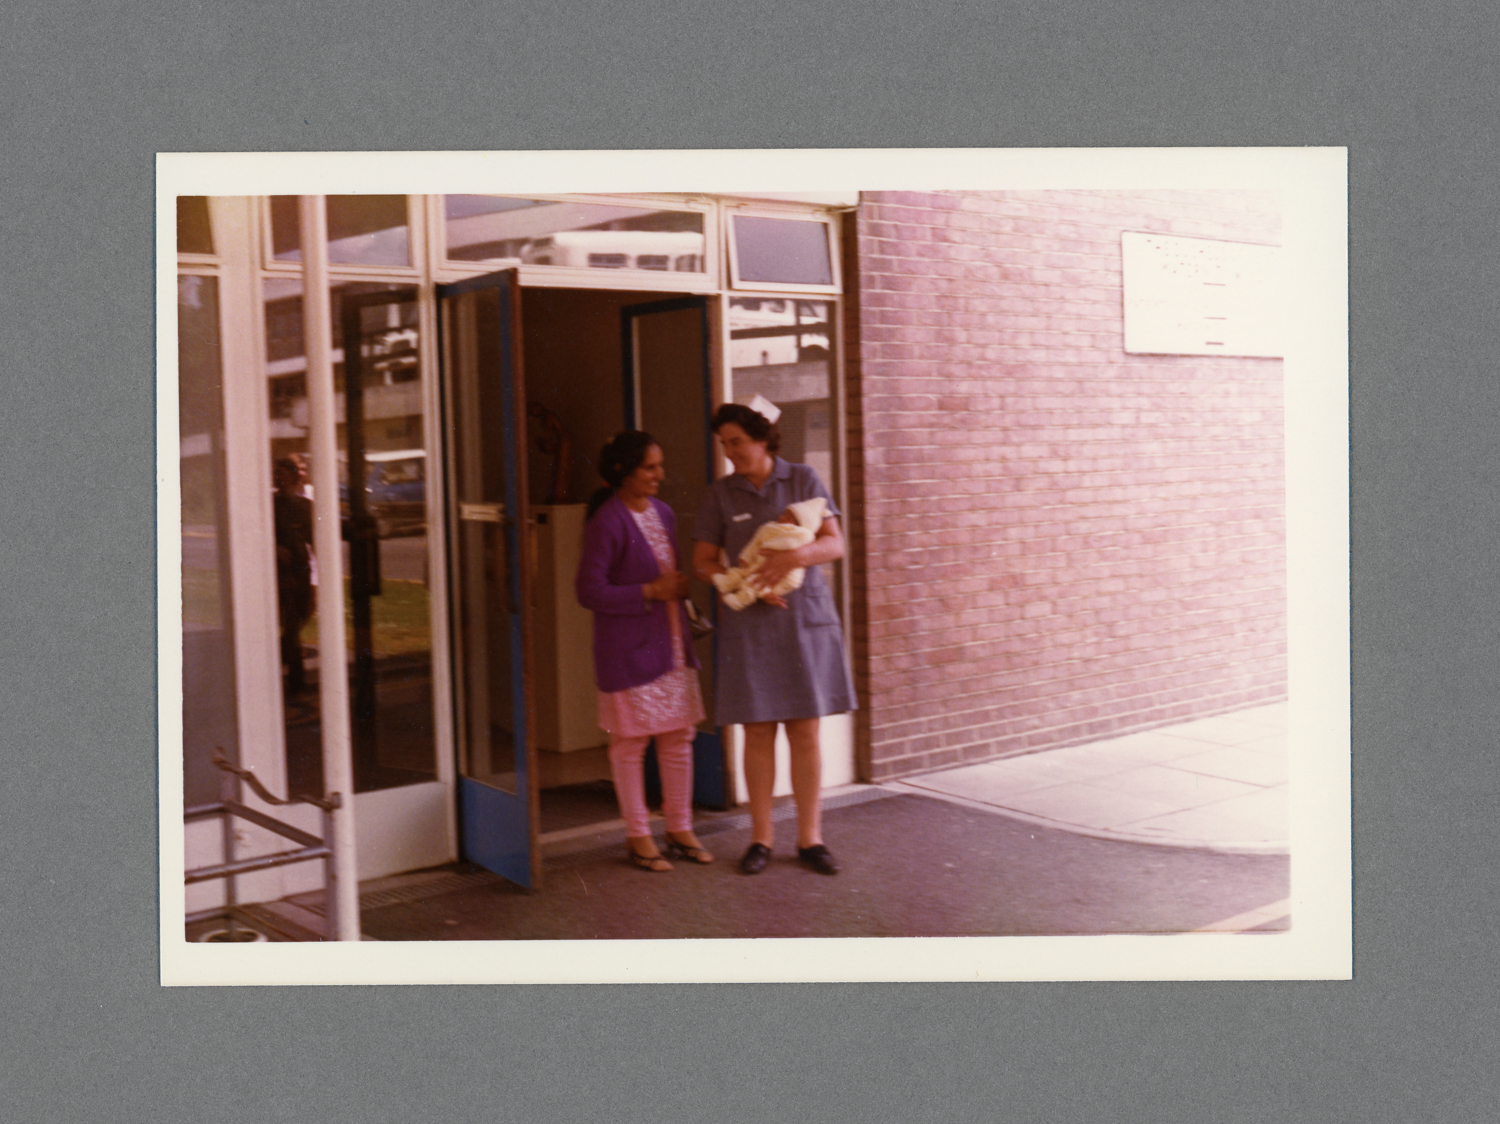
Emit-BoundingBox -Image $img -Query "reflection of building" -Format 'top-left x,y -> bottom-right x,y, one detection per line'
521,230 -> 704,272
263,286 -> 423,463
174,188 -> 1287,937
728,296 -> 835,486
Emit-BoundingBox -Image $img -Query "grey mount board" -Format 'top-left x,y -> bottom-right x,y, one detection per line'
3,0 -> 1492,1121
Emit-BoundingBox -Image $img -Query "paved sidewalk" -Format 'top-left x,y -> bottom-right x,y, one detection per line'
889,703 -> 1288,854
228,702 -> 1290,941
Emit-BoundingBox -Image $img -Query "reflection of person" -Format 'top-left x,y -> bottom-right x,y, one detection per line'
272,456 -> 314,697
575,431 -> 714,873
712,497 -> 828,610
692,400 -> 856,876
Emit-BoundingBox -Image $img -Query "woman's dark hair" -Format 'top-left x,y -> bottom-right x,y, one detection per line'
586,430 -> 659,521
711,402 -> 781,454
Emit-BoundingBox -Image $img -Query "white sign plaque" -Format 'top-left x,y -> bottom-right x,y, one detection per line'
1122,232 -> 1283,357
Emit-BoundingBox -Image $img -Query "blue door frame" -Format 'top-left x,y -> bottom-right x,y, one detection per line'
437,269 -> 539,889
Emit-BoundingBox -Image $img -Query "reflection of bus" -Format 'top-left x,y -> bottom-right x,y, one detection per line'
520,230 -> 705,272
339,449 -> 427,538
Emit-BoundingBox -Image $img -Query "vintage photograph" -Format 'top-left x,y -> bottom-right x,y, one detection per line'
159,149 -> 1348,983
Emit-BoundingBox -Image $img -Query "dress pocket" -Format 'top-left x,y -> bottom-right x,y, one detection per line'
795,587 -> 842,628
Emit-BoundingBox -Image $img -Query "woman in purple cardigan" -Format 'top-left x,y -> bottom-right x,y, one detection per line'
575,431 -> 714,872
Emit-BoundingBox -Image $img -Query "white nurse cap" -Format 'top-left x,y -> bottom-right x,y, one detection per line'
747,394 -> 782,424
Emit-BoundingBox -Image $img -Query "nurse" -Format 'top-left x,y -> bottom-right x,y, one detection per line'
692,399 -> 857,876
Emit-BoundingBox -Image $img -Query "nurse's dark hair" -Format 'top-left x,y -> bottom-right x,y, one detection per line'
711,402 -> 781,454
586,430 -> 659,521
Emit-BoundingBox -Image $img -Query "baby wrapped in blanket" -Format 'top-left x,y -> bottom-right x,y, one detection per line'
712,497 -> 828,611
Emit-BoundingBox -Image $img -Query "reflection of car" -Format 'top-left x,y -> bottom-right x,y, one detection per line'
339,449 -> 427,538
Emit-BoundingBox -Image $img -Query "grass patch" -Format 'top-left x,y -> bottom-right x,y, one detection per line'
301,578 -> 432,658
181,571 -> 432,659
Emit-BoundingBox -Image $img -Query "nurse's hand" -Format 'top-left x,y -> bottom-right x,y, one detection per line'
750,546 -> 801,592
761,592 -> 790,609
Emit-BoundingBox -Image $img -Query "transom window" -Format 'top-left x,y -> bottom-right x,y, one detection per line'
442,196 -> 708,275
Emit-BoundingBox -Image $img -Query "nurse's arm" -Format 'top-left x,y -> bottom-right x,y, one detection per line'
748,518 -> 845,609
754,516 -> 844,584
802,517 -> 845,566
692,540 -> 728,584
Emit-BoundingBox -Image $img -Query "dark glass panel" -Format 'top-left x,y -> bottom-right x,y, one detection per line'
732,215 -> 833,285
178,274 -> 238,803
269,196 -> 412,267
263,279 -> 436,796
176,197 -> 214,255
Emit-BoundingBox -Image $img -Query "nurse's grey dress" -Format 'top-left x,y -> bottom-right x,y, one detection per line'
694,457 -> 858,725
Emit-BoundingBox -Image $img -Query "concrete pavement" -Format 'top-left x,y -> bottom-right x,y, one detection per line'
889,702 -> 1288,854
220,701 -> 1291,941
345,785 -> 1289,940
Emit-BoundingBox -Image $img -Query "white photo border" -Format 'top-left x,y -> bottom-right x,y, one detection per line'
158,147 -> 1349,985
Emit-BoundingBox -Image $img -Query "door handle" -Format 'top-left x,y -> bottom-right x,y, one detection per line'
460,501 -> 504,523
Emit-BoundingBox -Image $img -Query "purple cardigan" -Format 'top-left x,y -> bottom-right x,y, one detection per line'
575,494 -> 700,693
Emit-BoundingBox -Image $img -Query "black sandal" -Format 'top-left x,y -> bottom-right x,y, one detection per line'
626,845 -> 673,873
664,837 -> 715,864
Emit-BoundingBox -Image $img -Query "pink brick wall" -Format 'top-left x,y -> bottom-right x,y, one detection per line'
844,190 -> 1285,782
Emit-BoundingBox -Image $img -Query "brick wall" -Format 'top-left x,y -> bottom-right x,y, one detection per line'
844,190 -> 1285,782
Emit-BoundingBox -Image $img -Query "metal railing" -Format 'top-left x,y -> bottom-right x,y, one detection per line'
185,750 -> 343,942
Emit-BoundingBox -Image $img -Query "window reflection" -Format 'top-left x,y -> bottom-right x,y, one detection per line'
179,274 -> 239,804
728,296 -> 833,484
263,279 -> 436,796
269,196 -> 412,267
443,196 -> 705,272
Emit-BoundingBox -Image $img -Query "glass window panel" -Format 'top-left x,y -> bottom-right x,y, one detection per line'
176,197 -> 214,255
269,196 -> 300,260
263,279 -> 436,795
178,274 -> 239,805
728,296 -> 834,483
268,196 -> 412,267
443,286 -> 518,792
732,215 -> 834,285
728,295 -> 840,602
443,196 -> 706,272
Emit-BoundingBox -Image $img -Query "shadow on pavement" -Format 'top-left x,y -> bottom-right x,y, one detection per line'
355,791 -> 1291,941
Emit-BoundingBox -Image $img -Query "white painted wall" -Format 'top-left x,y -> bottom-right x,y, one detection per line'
730,711 -> 856,803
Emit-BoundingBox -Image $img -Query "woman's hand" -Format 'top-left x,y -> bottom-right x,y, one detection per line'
643,570 -> 689,602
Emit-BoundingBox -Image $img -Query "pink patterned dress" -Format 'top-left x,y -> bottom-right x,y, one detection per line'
595,504 -> 706,738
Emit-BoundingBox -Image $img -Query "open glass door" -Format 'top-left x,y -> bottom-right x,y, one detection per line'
263,278 -> 453,881
621,296 -> 730,809
439,270 -> 540,888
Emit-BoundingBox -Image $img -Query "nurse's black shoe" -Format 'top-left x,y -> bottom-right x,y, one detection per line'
739,843 -> 772,875
797,844 -> 839,875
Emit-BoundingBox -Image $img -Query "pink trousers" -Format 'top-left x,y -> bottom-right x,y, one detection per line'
608,726 -> 696,838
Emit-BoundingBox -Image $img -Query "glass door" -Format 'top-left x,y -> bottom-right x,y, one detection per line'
439,270 -> 540,888
621,296 -> 729,809
261,277 -> 454,880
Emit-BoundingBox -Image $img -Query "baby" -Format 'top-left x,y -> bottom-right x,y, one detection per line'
713,497 -> 828,610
